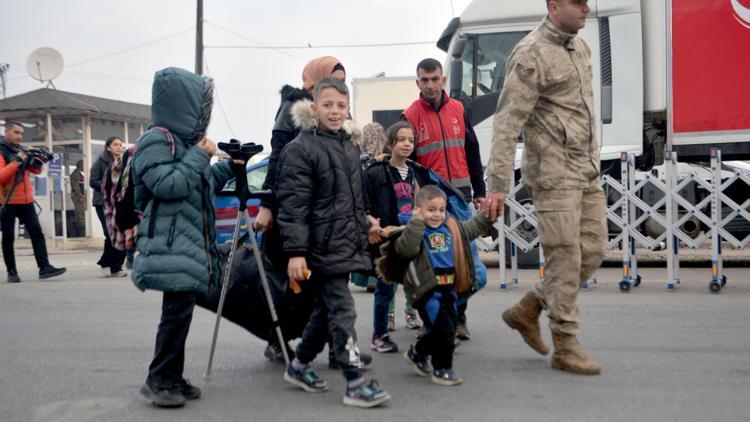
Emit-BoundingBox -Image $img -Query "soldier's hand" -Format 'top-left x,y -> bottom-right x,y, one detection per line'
483,191 -> 506,220
473,196 -> 486,210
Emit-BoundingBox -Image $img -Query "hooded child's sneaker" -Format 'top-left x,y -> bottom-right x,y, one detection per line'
140,383 -> 186,408
178,379 -> 201,400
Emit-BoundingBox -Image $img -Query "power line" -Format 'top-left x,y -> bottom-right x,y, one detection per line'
203,59 -> 236,139
205,40 -> 435,50
68,27 -> 195,67
203,20 -> 306,62
7,69 -> 275,96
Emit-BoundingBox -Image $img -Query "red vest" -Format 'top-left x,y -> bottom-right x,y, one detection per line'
403,92 -> 470,189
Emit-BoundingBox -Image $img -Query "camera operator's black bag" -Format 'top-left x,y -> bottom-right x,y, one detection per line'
195,235 -> 314,342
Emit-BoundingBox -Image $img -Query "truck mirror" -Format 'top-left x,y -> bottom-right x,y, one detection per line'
449,57 -> 463,99
451,36 -> 467,58
449,35 -> 468,98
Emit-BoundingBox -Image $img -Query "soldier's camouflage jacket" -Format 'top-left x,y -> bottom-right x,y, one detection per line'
487,18 -> 600,193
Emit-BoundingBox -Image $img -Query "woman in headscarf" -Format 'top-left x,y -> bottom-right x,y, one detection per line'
257,56 -> 346,234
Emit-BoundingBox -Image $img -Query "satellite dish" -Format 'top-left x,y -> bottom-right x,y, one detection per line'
26,47 -> 64,86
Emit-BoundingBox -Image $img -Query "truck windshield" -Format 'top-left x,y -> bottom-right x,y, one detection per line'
458,31 -> 529,98
451,31 -> 529,127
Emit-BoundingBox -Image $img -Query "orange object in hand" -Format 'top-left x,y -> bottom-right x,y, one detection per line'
290,269 -> 312,294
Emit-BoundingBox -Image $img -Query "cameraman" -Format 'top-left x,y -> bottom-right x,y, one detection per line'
0,121 -> 66,283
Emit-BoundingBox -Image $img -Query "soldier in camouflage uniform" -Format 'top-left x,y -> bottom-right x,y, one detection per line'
484,0 -> 606,375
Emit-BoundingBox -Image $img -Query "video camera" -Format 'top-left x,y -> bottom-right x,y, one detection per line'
9,144 -> 55,171
218,139 -> 263,163
217,139 -> 272,204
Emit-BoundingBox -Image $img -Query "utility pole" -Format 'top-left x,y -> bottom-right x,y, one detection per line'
0,64 -> 9,98
195,0 -> 203,75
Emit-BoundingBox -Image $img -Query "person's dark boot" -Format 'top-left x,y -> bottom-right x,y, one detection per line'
39,265 -> 66,280
502,291 -> 549,355
7,270 -> 21,283
139,383 -> 186,408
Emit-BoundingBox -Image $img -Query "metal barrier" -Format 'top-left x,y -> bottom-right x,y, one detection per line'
476,148 -> 750,293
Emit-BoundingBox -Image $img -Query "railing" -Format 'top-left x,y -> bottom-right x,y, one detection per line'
475,148 -> 750,293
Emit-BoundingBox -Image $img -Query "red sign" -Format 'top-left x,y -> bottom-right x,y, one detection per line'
672,0 -> 750,134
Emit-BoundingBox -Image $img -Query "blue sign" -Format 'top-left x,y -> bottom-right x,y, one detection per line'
48,154 -> 62,178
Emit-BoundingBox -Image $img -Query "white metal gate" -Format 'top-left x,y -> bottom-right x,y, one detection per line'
476,148 -> 750,293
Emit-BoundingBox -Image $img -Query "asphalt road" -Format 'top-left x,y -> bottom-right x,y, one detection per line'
1,251 -> 749,422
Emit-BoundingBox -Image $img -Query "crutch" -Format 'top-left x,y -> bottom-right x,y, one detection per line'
204,140 -> 288,380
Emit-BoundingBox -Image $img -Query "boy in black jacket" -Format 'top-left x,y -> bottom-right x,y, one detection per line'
275,77 -> 390,408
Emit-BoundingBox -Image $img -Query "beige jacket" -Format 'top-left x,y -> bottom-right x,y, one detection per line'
487,18 -> 599,193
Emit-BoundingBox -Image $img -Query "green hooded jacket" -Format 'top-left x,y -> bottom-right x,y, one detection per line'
132,67 -> 233,295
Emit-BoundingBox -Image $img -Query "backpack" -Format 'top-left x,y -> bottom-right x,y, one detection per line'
102,126 -> 175,251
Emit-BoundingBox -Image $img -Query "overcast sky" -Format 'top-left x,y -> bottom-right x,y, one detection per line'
2,0 -> 472,149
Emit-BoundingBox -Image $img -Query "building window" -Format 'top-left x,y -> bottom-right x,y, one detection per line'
91,118 -> 125,141
127,122 -> 143,143
14,118 -> 47,143
52,117 -> 83,142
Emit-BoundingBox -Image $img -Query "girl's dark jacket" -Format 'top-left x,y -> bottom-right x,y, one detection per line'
363,157 -> 434,229
275,99 -> 371,276
89,150 -> 113,207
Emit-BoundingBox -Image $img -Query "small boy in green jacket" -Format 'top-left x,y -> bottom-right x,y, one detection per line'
378,184 -> 493,386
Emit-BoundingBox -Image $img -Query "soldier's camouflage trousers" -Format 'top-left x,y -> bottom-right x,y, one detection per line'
531,183 -> 607,336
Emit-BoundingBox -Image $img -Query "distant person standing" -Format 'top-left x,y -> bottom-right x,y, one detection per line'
484,0 -> 606,375
90,136 -> 127,278
69,159 -> 86,237
0,121 -> 66,283
402,58 -> 486,340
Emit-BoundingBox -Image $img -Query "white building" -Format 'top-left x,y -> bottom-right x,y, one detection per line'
352,75 -> 418,129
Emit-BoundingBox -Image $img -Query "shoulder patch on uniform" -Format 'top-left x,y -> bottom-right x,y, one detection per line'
515,63 -> 535,79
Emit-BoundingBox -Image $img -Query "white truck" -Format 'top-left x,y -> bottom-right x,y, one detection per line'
437,0 -> 750,260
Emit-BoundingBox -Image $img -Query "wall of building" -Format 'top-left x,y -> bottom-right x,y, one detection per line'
352,76 -> 419,127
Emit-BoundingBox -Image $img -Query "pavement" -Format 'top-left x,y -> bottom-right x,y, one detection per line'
1,250 -> 749,422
